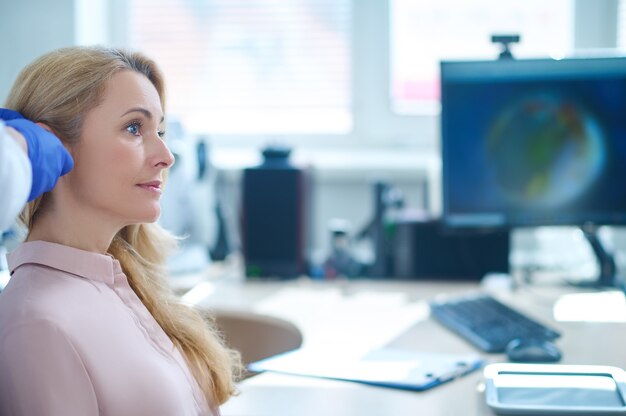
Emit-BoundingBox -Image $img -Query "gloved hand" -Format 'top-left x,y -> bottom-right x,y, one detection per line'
0,108 -> 74,201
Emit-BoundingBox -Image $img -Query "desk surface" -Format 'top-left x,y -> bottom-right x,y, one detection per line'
194,277 -> 626,416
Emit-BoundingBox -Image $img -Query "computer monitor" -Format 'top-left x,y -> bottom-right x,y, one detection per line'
440,55 -> 626,286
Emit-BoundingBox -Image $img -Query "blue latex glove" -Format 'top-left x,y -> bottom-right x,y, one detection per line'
0,109 -> 74,201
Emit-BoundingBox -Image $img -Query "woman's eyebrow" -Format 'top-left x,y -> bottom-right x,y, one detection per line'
121,107 -> 165,122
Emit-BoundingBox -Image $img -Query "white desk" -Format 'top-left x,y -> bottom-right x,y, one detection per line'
194,277 -> 626,416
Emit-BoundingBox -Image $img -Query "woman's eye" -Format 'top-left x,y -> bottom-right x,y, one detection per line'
126,121 -> 142,136
157,130 -> 166,139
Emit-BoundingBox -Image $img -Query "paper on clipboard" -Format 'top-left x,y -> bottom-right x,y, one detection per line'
248,347 -> 484,391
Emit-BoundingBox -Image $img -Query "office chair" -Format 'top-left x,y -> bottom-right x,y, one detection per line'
200,308 -> 303,377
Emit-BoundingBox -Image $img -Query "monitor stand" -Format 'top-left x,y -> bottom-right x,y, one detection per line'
572,224 -> 619,288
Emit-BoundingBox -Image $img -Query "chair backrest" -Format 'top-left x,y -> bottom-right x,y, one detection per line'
204,308 -> 303,371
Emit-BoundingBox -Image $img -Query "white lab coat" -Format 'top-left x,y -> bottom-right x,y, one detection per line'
0,121 -> 31,231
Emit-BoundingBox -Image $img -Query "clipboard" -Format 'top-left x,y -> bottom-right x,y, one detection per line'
248,347 -> 484,391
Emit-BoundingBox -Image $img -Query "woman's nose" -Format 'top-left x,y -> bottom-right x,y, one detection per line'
152,135 -> 175,169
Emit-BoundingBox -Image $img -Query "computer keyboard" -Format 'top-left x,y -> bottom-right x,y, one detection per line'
430,293 -> 560,353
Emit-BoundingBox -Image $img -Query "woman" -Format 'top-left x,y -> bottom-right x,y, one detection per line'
0,47 -> 241,415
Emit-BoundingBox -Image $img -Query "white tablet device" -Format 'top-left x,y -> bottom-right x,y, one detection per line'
484,363 -> 626,415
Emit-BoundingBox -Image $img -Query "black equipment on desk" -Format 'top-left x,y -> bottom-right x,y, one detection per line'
391,218 -> 510,280
241,146 -> 311,278
430,293 -> 560,353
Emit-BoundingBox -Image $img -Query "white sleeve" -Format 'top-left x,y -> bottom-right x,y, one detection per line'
0,120 -> 32,231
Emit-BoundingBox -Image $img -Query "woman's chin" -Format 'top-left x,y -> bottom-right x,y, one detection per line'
129,206 -> 161,224
144,210 -> 161,224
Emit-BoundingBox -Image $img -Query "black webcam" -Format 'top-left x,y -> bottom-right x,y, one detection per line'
491,34 -> 521,59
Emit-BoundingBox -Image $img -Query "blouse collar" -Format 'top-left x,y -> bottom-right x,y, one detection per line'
7,240 -> 122,285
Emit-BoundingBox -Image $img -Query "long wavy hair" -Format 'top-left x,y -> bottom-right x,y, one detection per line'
5,46 -> 241,406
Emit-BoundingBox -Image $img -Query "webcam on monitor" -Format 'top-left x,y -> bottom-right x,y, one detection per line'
491,34 -> 520,59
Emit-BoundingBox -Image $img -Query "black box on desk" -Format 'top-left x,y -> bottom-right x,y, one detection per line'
240,148 -> 311,279
391,219 -> 510,280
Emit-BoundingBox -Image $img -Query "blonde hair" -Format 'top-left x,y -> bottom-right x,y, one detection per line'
6,46 -> 241,405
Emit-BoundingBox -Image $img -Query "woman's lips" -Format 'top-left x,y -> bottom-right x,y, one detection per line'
136,181 -> 162,194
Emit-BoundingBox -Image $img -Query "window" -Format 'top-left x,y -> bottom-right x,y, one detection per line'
128,0 -> 352,135
118,1 -> 617,148
390,0 -> 574,114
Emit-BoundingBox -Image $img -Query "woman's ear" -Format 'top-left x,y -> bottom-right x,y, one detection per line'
36,122 -> 53,133
36,122 -> 74,155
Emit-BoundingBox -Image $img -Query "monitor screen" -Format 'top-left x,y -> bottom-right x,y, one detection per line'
441,56 -> 626,228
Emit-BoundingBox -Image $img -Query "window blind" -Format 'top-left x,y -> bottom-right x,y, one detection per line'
128,0 -> 352,135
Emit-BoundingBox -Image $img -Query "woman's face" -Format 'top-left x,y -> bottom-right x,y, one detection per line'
65,70 -> 174,227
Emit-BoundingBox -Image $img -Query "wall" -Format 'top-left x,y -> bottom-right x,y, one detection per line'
0,0 -> 76,102
575,0 -> 619,49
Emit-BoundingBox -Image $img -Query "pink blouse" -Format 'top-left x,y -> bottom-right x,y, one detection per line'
0,241 -> 218,416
